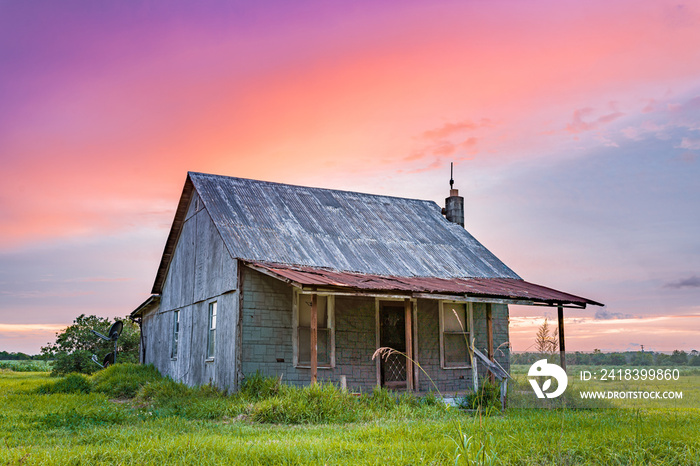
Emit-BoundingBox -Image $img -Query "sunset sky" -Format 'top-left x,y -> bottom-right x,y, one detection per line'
1,0 -> 699,354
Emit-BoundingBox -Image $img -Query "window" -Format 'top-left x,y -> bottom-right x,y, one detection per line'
207,302 -> 217,360
294,293 -> 334,367
171,310 -> 180,359
440,302 -> 471,369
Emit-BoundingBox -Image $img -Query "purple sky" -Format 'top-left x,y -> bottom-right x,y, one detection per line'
1,0 -> 699,353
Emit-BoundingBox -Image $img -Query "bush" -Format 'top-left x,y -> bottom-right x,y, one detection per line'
50,350 -> 100,376
92,363 -> 162,398
460,381 -> 501,411
37,373 -> 92,394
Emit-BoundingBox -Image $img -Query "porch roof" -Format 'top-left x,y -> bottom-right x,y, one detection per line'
246,261 -> 603,308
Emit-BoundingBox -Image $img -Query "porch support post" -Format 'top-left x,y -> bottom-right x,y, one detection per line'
557,304 -> 567,373
486,304 -> 494,384
404,299 -> 414,391
310,294 -> 318,384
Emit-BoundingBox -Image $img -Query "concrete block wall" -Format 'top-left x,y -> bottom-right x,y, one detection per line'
415,299 -> 473,393
333,296 -> 377,392
240,268 -> 300,383
240,269 -> 378,391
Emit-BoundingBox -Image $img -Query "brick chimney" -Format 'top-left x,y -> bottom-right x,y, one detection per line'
443,163 -> 464,227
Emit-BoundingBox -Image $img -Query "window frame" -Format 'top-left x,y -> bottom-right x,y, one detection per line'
292,290 -> 335,369
206,301 -> 217,361
171,309 -> 180,359
439,301 -> 473,369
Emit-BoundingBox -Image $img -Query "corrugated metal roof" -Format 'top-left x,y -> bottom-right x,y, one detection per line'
247,261 -> 603,307
189,172 -> 520,280
151,172 -> 602,307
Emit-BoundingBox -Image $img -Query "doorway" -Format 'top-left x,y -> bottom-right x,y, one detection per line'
379,302 -> 407,389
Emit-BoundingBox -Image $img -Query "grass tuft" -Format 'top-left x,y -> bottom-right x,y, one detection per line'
459,381 -> 501,411
36,373 -> 92,394
240,371 -> 282,400
251,382 -> 357,424
91,363 -> 162,398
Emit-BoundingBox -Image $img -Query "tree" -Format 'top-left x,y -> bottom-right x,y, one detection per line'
592,348 -> 604,365
609,353 -> 626,365
669,350 -> 688,365
535,318 -> 558,355
0,351 -> 32,360
655,353 -> 674,366
41,314 -> 140,375
690,353 -> 700,366
631,351 -> 652,366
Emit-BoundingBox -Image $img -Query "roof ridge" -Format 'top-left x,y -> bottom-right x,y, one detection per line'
187,171 -> 439,206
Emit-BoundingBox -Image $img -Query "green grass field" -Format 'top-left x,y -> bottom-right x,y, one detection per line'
0,359 -> 51,372
1,367 -> 698,465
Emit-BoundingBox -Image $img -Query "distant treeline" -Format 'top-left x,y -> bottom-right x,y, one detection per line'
0,351 -> 43,361
512,350 -> 700,366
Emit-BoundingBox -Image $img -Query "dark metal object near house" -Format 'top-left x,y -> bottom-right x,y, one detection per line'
92,321 -> 123,342
89,320 -> 123,368
103,352 -> 115,367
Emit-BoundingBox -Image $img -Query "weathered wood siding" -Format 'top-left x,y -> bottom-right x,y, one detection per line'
143,192 -> 239,391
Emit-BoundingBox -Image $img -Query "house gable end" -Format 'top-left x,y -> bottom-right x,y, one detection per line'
159,184 -> 238,312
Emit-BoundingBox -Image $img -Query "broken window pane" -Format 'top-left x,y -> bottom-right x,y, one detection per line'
443,333 -> 468,367
443,303 -> 467,332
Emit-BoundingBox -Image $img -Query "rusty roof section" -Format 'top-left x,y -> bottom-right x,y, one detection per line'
153,172 -> 520,293
246,261 -> 603,307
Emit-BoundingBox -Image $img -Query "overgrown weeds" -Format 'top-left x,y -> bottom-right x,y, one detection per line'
459,381 -> 501,411
240,371 -> 282,400
251,382 -> 357,424
31,364 -> 464,425
35,363 -> 161,398
92,363 -> 162,398
452,422 -> 499,466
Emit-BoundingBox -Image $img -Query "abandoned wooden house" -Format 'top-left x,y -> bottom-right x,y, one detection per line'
131,172 -> 602,393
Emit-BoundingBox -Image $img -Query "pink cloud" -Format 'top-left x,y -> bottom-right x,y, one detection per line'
421,119 -> 492,140
677,137 -> 700,150
566,107 -> 625,134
